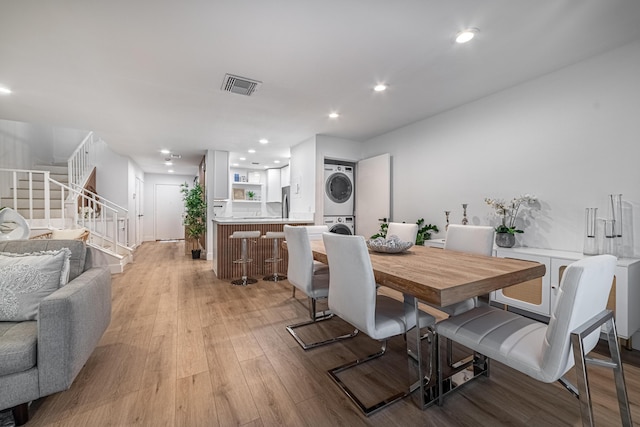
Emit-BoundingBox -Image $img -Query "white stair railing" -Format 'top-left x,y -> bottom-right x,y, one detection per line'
0,167 -> 131,255
68,131 -> 104,190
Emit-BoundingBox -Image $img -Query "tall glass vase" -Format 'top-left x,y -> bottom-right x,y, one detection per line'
610,194 -> 623,237
583,208 -> 598,255
609,194 -> 623,257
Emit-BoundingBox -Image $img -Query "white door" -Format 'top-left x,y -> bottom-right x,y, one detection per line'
135,177 -> 144,247
155,184 -> 184,240
355,153 -> 390,238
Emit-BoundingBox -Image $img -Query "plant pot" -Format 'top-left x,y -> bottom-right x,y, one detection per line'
495,232 -> 515,248
191,249 -> 201,259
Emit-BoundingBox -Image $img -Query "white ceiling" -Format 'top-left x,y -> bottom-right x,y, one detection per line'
1,1 -> 640,175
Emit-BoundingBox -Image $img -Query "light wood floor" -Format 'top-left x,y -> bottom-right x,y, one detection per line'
22,241 -> 640,426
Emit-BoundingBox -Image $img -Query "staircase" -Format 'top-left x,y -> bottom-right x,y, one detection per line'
7,164 -> 68,224
1,150 -> 133,274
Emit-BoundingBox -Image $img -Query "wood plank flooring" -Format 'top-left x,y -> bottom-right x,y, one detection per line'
20,241 -> 640,426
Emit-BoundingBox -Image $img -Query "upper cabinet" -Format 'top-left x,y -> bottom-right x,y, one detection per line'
266,168 -> 281,202
281,164 -> 290,187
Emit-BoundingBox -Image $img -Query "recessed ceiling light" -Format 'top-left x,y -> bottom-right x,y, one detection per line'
455,28 -> 479,44
239,157 -> 246,161
160,149 -> 170,154
168,169 -> 174,173
329,112 -> 339,118
0,87 -> 12,95
374,84 -> 387,92
248,149 -> 256,153
232,163 -> 239,166
274,160 -> 281,164
165,161 -> 173,166
259,138 -> 268,144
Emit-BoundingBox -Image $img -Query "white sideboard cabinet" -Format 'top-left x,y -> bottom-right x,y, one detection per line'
495,247 -> 640,343
424,239 -> 640,345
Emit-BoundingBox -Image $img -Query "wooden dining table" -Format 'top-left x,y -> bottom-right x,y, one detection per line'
308,239 -> 547,408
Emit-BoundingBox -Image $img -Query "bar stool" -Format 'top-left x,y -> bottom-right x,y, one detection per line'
262,231 -> 287,281
229,230 -> 261,286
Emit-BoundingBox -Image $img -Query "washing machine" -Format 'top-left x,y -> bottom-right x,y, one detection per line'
324,216 -> 355,235
324,164 -> 354,216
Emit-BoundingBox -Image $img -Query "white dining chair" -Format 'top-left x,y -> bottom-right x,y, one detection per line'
386,222 -> 419,244
439,224 -> 495,315
436,255 -> 631,427
284,225 -> 358,350
322,232 -> 436,416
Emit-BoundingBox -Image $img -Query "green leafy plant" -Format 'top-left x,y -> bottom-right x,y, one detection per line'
180,180 -> 207,252
415,218 -> 439,246
371,219 -> 439,245
247,190 -> 255,200
370,222 -> 389,239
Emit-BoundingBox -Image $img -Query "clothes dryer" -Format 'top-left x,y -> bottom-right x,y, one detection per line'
324,164 -> 354,216
324,216 -> 355,235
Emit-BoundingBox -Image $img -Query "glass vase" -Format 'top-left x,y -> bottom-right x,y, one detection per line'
583,208 -> 598,255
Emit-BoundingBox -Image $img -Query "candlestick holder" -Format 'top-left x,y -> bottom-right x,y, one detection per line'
461,204 -> 468,225
445,211 -> 450,230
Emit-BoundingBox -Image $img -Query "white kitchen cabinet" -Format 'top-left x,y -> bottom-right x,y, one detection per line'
280,164 -> 290,187
266,168 -> 281,202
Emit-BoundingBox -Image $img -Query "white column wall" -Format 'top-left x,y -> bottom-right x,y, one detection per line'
362,39 -> 640,256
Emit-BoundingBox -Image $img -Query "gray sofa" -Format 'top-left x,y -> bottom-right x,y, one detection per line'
0,240 -> 111,425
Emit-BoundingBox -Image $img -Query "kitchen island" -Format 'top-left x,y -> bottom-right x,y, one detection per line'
212,218 -> 313,280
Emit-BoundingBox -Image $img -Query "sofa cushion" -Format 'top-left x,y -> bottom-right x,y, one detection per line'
0,321 -> 38,376
0,240 -> 87,280
0,249 -> 71,321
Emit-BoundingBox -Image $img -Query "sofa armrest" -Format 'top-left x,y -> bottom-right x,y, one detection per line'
37,266 -> 112,396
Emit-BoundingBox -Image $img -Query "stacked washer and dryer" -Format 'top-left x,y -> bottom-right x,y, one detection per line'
323,162 -> 355,235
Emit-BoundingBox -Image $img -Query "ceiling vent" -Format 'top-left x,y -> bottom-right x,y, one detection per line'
221,74 -> 262,96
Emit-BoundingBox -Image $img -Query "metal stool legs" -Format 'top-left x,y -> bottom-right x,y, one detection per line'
230,231 -> 260,286
263,232 -> 287,281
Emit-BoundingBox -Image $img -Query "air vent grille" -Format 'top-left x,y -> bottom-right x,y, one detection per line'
222,74 -> 262,96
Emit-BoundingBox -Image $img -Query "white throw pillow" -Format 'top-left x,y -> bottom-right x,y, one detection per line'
0,248 -> 72,321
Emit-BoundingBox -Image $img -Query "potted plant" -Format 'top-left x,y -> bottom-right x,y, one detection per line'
181,180 -> 207,259
415,218 -> 439,246
485,194 -> 537,248
247,190 -> 255,200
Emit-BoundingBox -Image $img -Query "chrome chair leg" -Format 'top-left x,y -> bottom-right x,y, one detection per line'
566,310 -> 632,427
286,296 -> 358,350
328,341 -> 409,416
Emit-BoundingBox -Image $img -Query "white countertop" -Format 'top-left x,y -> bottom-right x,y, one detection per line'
213,217 -> 312,224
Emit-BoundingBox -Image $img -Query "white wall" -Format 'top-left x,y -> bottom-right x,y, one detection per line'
143,173 -> 195,242
289,136 -> 316,220
362,39 -> 640,256
0,120 -> 31,172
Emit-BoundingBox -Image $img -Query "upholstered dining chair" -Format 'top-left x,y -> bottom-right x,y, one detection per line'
436,255 -> 631,427
284,225 -> 358,350
439,224 -> 495,315
322,232 -> 436,416
386,222 -> 419,244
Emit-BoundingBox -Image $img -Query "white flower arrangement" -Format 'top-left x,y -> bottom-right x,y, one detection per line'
484,194 -> 537,234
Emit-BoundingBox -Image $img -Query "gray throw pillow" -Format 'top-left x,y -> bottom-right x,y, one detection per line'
0,248 -> 72,321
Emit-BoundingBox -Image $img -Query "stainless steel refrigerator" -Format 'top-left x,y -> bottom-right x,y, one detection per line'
281,186 -> 290,218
